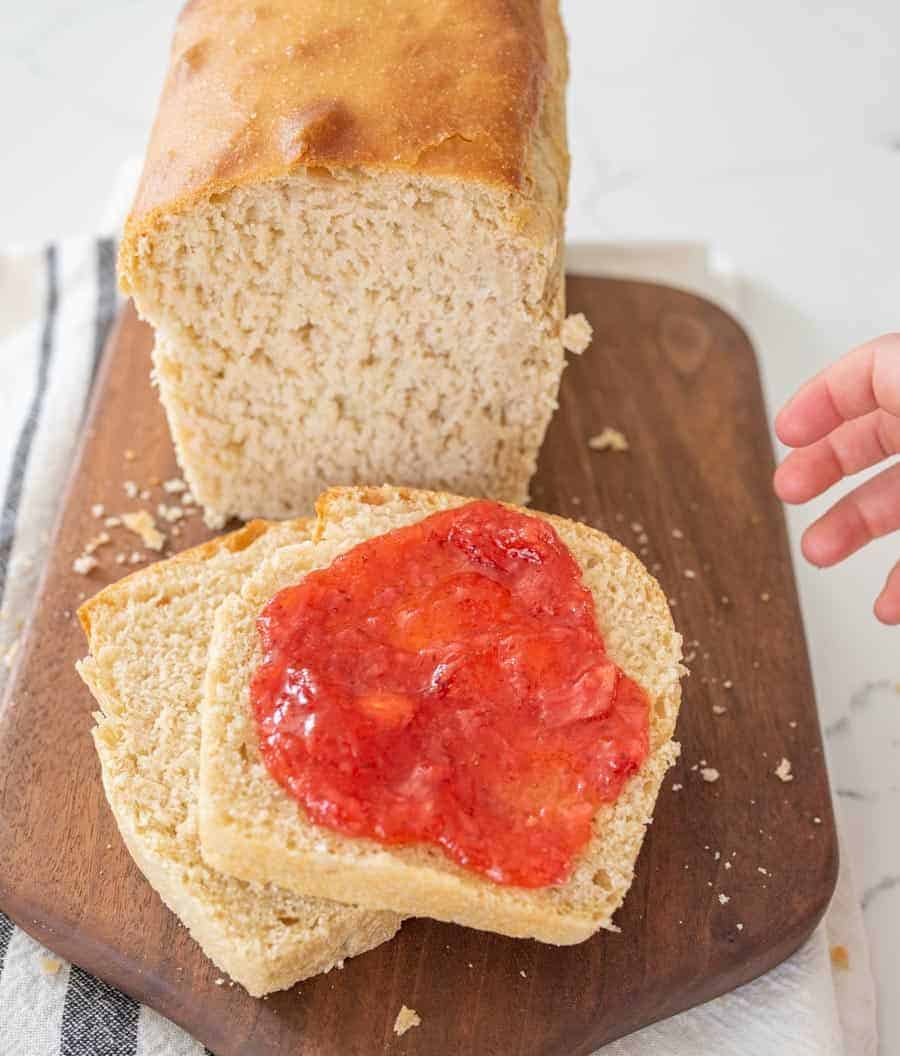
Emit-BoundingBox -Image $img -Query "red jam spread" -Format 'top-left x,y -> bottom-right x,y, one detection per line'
251,501 -> 650,888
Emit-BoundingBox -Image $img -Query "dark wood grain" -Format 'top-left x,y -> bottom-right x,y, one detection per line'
0,279 -> 838,1055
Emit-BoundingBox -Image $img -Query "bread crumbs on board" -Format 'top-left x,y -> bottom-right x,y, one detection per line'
158,503 -> 185,523
588,427 -> 629,453
561,312 -> 593,354
122,511 -> 165,552
3,639 -> 19,670
774,757 -> 794,782
72,554 -> 99,575
700,767 -> 720,783
393,1005 -> 422,1037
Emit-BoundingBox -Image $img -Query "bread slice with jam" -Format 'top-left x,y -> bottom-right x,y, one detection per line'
199,487 -> 684,944
76,520 -> 401,996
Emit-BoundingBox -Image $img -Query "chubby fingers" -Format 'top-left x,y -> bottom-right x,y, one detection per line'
774,409 -> 900,504
875,560 -> 900,625
776,333 -> 900,448
801,461 -> 900,568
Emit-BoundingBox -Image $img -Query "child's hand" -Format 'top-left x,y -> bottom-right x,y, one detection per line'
773,334 -> 900,624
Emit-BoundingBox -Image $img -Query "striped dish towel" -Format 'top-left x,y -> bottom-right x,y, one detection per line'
0,236 -> 876,1056
0,241 -> 209,1056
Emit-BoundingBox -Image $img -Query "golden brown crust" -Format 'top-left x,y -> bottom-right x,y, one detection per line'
77,519 -> 300,639
120,0 -> 567,288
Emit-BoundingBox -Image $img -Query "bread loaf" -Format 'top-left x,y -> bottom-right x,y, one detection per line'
199,487 -> 683,944
119,0 -> 576,527
77,520 -> 401,996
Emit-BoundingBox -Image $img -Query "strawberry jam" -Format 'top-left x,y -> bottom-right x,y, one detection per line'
251,501 -> 650,888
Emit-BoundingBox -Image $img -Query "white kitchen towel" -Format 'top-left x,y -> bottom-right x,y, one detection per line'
0,234 -> 877,1055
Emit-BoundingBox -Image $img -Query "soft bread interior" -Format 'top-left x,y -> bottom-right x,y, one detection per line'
126,172 -> 565,527
199,487 -> 683,943
77,520 -> 401,997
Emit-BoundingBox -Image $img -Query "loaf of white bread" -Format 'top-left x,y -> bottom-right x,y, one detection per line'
199,487 -> 683,945
119,0 -> 583,527
76,521 -> 401,997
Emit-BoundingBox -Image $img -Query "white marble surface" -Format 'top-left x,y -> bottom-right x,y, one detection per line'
3,1 -> 898,1051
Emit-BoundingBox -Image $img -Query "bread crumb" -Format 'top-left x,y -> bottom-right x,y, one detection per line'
774,757 -> 794,783
123,480 -> 138,499
39,956 -> 62,976
760,591 -> 771,602
830,945 -> 849,971
788,720 -> 798,729
718,893 -> 730,905
393,1005 -> 421,1037
671,783 -> 683,791
683,569 -> 696,580
724,861 -> 732,870
722,680 -> 733,690
157,503 -> 185,524
813,816 -> 822,825
128,551 -> 143,565
115,553 -> 126,565
3,639 -> 19,670
736,923 -> 744,931
671,528 -> 684,540
712,704 -> 727,715
163,478 -> 187,494
721,595 -> 730,606
519,969 -> 527,978
562,312 -> 592,354
122,511 -> 164,552
757,866 -> 769,876
72,554 -> 99,575
84,532 -> 111,555
587,427 -> 629,453
90,503 -> 105,518
700,767 -> 720,783
214,977 -> 225,986
123,449 -> 136,461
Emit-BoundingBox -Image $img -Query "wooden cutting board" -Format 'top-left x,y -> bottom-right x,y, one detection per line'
0,278 -> 837,1056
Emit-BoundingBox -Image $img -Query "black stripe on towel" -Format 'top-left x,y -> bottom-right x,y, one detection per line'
0,912 -> 14,978
60,965 -> 140,1056
0,243 -> 58,608
89,237 -> 118,386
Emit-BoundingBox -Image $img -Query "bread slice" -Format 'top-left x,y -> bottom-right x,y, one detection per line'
118,0 -> 576,527
199,487 -> 683,944
76,521 -> 400,997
